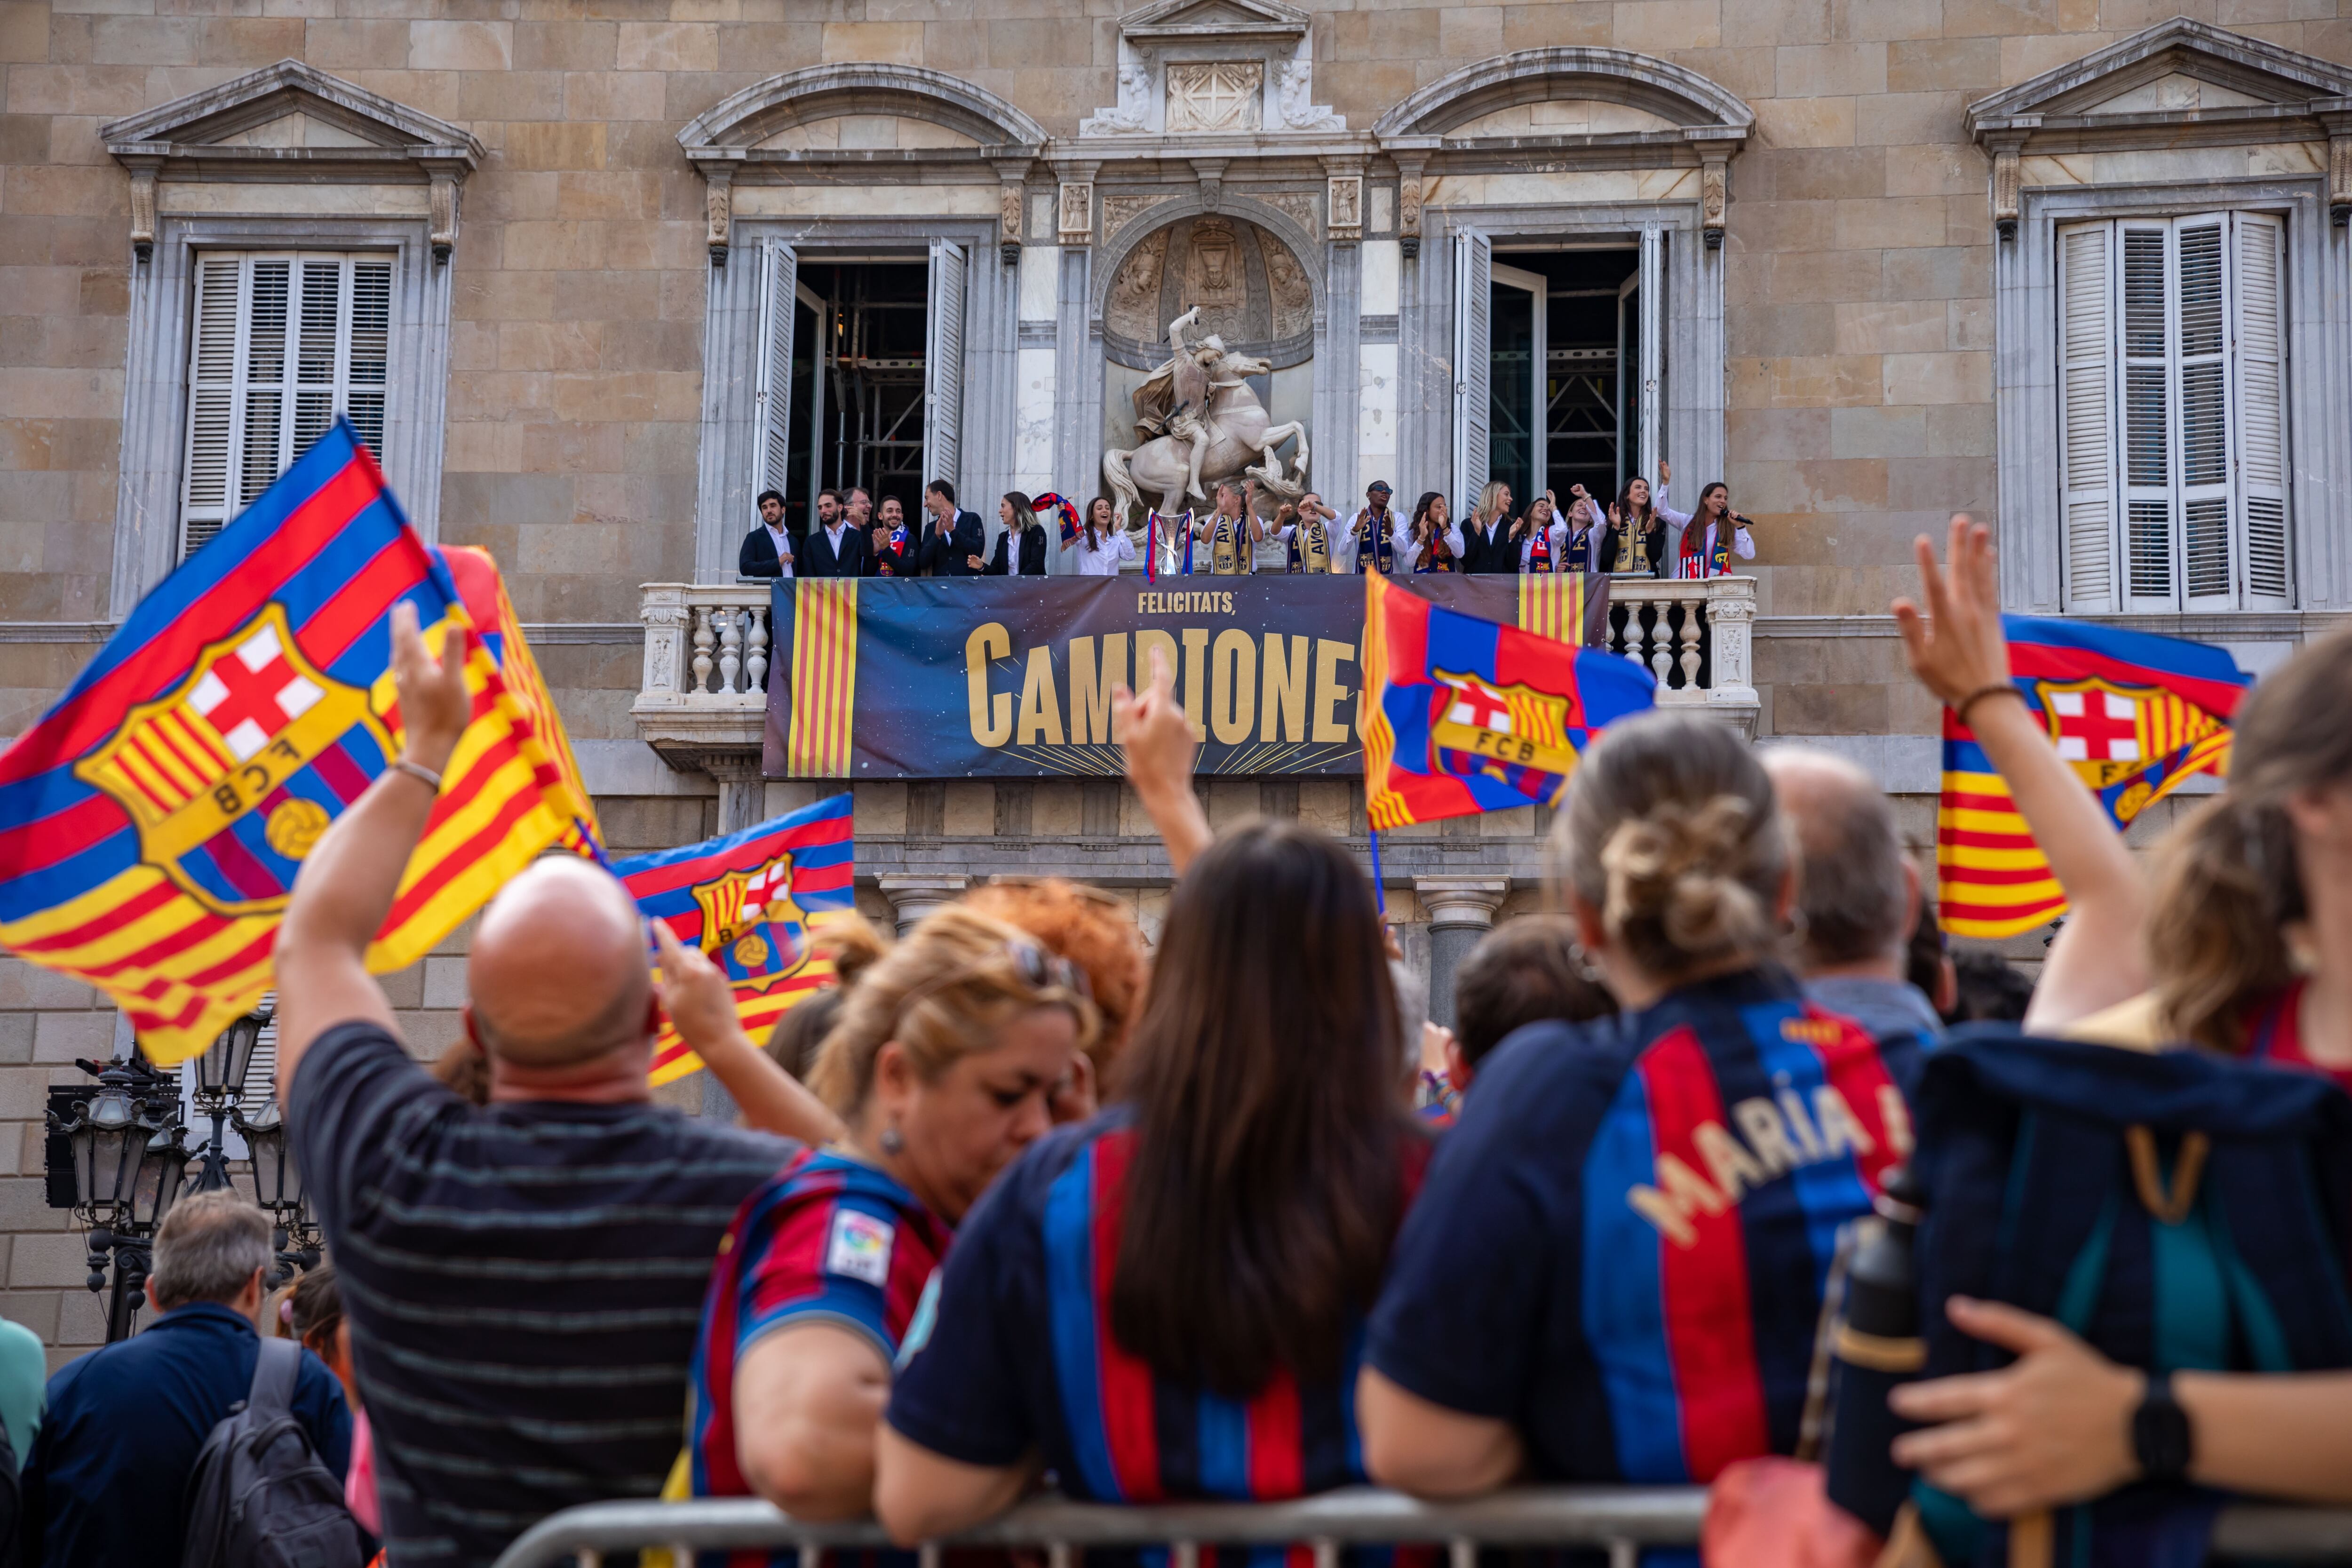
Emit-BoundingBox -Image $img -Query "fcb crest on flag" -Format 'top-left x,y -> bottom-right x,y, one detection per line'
613,793 -> 855,1085
73,604 -> 388,915
0,419 -> 583,1062
1361,571 -> 1653,828
1938,616 -> 2252,939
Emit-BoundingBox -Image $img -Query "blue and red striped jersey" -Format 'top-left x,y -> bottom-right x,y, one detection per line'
1367,967 -> 1919,1488
887,1113 -> 1430,1505
689,1148 -> 951,1504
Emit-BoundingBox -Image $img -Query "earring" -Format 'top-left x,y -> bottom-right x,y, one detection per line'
880,1124 -> 905,1155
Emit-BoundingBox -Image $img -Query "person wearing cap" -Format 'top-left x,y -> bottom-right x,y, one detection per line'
1340,480 -> 1398,575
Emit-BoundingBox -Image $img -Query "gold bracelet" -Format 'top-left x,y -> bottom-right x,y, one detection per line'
389,757 -> 443,790
1954,682 -> 2026,730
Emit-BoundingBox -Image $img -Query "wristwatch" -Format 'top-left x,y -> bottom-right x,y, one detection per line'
2132,1373 -> 2194,1484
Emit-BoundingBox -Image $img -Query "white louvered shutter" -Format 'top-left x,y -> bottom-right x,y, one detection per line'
755,241 -> 798,501
1453,227 -> 1492,508
2233,211 -> 2290,608
2057,223 -> 2117,612
2176,218 -> 2233,609
179,252 -> 396,560
2118,222 -> 2175,610
923,239 -> 967,496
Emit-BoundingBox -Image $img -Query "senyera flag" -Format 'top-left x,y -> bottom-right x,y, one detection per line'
1360,571 -> 1655,828
1939,615 -> 2253,939
0,419 -> 580,1063
613,793 -> 854,1086
437,544 -> 604,862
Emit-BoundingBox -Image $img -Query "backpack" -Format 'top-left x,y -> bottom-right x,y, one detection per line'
1905,1029 -> 2352,1567
182,1338 -> 367,1568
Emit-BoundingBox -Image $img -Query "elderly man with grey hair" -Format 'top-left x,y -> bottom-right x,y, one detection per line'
1763,746 -> 1948,1050
21,1190 -> 350,1567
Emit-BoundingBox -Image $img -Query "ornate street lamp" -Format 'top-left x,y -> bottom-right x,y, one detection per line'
232,1097 -> 299,1214
189,1007 -> 269,1193
50,1054 -> 187,1339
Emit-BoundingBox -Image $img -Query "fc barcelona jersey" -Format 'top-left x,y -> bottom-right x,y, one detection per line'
689,1148 -> 950,1510
1366,967 -> 1919,1488
888,1113 -> 1430,1507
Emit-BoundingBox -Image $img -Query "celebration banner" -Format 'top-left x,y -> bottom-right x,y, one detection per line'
763,574 -> 1610,780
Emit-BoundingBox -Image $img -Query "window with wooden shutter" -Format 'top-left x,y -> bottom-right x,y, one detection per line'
178,251 -> 396,561
755,240 -> 799,505
1452,227 -> 1492,509
922,239 -> 966,497
2054,213 -> 2292,613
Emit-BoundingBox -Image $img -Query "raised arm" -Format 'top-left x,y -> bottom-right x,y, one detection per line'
652,920 -> 845,1145
1113,644 -> 1210,877
1892,517 -> 2147,1029
274,602 -> 471,1096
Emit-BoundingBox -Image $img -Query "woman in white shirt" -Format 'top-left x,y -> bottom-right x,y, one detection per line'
1397,492 -> 1465,574
1250,499 -> 1295,573
1659,469 -> 1756,579
1503,491 -> 1571,573
1068,497 -> 1139,577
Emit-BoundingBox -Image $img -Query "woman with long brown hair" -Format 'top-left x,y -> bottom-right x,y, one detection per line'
1599,472 -> 1667,576
684,906 -> 1098,1521
1402,489 -> 1462,573
1068,496 -> 1137,577
874,667 -> 1422,1540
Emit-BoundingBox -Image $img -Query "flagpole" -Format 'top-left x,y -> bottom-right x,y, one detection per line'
1368,825 -> 1385,915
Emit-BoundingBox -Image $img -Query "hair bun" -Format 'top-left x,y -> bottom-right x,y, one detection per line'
1597,796 -> 1770,960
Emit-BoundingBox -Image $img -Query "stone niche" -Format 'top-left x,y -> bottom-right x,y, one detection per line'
1100,213 -> 1314,454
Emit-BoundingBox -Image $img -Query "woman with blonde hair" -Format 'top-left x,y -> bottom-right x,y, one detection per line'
683,905 -> 1098,1522
1358,711 -> 1921,1496
1462,479 -> 1512,573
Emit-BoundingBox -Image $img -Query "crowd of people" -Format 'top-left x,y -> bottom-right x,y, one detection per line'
12,516 -> 2352,1568
738,464 -> 1759,583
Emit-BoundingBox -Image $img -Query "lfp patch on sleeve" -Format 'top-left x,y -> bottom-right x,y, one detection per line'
825,1208 -> 895,1288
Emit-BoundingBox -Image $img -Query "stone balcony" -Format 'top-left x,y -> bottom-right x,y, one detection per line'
631,573 -> 1761,811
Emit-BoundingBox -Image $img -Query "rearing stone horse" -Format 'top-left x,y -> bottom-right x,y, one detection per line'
1103,342 -> 1310,521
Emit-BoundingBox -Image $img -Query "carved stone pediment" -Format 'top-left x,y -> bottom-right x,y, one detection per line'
102,58 -> 482,180
1080,0 -> 1342,139
102,59 -> 482,259
1965,17 -> 2352,153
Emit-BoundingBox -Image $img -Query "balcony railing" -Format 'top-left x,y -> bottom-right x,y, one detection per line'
491,1488 -> 2352,1568
631,573 -> 1763,769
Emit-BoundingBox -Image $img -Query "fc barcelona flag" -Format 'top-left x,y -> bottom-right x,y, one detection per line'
0,421 -> 580,1062
1939,616 -> 2253,938
614,793 -> 855,1087
1361,571 -> 1653,828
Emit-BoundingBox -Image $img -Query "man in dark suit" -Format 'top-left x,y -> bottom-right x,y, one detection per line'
916,480 -> 986,577
737,489 -> 794,578
796,487 -> 868,578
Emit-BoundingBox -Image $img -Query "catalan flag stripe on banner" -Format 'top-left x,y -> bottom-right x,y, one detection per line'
0,420 -> 579,1063
1362,571 -> 1654,829
613,792 -> 855,1086
786,581 -> 859,780
1938,614 -> 2253,939
438,544 -> 604,860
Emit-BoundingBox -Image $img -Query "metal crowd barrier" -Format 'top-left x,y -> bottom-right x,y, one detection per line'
490,1487 -> 2352,1568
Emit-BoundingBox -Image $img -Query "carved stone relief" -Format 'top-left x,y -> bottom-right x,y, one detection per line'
1104,225 -> 1171,342
1166,62 -> 1263,133
1100,213 -> 1313,371
1263,189 -> 1318,241
1102,192 -> 1176,243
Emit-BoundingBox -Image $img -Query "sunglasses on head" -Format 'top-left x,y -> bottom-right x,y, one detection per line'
898,935 -> 1094,1018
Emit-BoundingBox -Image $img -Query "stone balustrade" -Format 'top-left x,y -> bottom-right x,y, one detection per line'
631,574 -> 1762,787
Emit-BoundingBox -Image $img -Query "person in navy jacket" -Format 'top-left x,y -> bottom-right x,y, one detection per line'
985,492 -> 1051,576
919,480 -> 988,577
22,1191 -> 350,1568
738,489 -> 795,579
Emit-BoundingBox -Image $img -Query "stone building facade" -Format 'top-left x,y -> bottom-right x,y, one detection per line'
2,0 -> 2350,1354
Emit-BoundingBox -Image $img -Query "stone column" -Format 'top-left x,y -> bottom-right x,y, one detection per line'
1414,878 -> 1509,1029
877,875 -> 971,937
701,753 -> 768,836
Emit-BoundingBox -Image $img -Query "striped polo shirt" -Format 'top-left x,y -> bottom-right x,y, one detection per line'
291,1021 -> 794,1568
